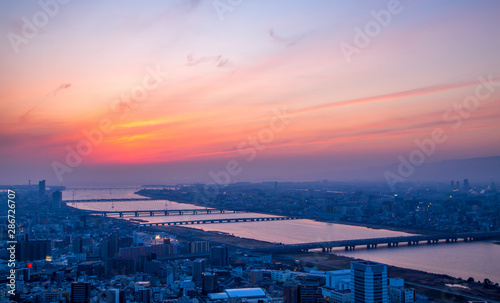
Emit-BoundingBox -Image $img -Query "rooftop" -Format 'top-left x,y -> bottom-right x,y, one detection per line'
225,288 -> 266,298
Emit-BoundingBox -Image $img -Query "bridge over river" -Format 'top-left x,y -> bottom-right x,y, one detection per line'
87,208 -> 245,217
64,198 -> 165,203
251,231 -> 500,253
140,216 -> 301,226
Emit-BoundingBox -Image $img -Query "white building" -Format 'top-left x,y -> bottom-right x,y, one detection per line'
225,288 -> 271,303
326,270 -> 351,290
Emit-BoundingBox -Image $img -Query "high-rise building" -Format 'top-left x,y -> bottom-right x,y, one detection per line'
464,179 -> 470,190
165,266 -> 175,285
202,272 -> 218,295
39,180 -> 46,197
16,240 -> 51,261
190,241 -> 210,253
284,281 -> 300,303
101,234 -> 119,259
138,288 -> 151,303
73,236 -> 83,254
210,245 -> 229,266
108,233 -> 119,257
71,282 -> 90,303
193,258 -> 206,282
351,261 -> 388,303
52,190 -> 63,208
100,238 -> 109,259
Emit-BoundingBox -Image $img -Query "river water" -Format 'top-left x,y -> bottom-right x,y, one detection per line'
64,189 -> 500,283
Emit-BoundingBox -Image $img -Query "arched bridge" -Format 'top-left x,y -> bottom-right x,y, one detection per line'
251,231 -> 500,253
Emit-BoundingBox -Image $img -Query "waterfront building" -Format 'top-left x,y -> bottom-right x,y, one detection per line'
351,261 -> 388,303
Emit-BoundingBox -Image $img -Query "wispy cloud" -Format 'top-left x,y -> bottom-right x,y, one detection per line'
186,53 -> 233,68
292,79 -> 500,115
268,28 -> 308,47
48,83 -> 71,96
19,83 -> 72,122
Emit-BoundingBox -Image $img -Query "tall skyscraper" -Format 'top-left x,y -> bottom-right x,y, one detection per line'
192,258 -> 206,282
52,190 -> 63,208
464,179 -> 470,190
71,282 -> 90,303
38,180 -> 46,197
351,261 -> 388,303
210,245 -> 229,266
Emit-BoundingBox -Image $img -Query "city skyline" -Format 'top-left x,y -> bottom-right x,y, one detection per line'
1,0 -> 500,186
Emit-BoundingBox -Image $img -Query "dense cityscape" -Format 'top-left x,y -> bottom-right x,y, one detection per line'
1,180 -> 499,302
2,1 -> 500,303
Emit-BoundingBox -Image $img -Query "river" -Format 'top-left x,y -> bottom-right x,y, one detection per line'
64,188 -> 500,283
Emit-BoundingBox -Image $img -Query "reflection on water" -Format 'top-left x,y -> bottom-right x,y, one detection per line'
69,189 -> 500,284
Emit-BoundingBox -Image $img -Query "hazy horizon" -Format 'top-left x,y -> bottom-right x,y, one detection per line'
2,1 -> 500,186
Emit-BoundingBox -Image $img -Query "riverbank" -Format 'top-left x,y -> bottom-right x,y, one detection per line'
136,190 -> 437,236
148,224 -> 500,302
150,225 -> 278,249
315,219 -> 440,235
288,252 -> 500,302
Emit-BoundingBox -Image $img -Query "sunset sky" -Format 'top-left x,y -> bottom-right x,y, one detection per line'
1,0 -> 500,186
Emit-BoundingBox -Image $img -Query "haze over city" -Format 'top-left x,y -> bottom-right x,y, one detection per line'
1,0 -> 500,186
3,2 -> 500,303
